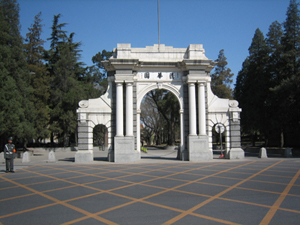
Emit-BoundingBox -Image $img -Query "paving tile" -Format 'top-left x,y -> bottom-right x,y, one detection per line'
194,199 -> 270,225
198,176 -> 242,186
9,176 -> 56,185
117,167 -> 152,173
45,185 -> 99,201
0,180 -> 18,189
66,175 -> 105,184
287,185 -> 300,196
28,180 -> 75,192
167,173 -> 205,181
176,182 -> 225,196
0,194 -> 54,217
111,184 -> 163,199
144,178 -> 188,189
222,188 -> 280,206
218,171 -> 254,179
0,204 -> 85,225
101,202 -> 181,224
269,209 -> 300,225
142,170 -> 175,177
294,178 -> 300,185
72,217 -> 107,225
68,192 -> 132,213
0,186 -> 33,200
49,172 -> 85,179
146,190 -> 209,210
86,179 -> 131,191
238,180 -> 287,193
95,171 -> 129,178
280,195 -> 300,211
172,214 -> 226,225
188,169 -> 220,176
250,174 -> 294,184
260,170 -> 297,177
116,174 -> 158,183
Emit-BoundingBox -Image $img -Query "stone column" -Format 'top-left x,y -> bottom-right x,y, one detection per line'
137,110 -> 141,152
125,82 -> 133,136
179,109 -> 187,160
198,82 -> 206,135
116,82 -> 123,136
188,83 -> 197,135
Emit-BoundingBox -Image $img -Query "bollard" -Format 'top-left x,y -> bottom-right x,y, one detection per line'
259,147 -> 268,158
22,151 -> 30,163
48,150 -> 56,163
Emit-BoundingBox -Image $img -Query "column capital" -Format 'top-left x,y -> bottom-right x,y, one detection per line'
197,81 -> 205,86
125,82 -> 133,86
116,82 -> 123,86
188,82 -> 195,87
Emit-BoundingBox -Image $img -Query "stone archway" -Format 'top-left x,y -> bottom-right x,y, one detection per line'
76,44 -> 244,163
137,85 -> 183,160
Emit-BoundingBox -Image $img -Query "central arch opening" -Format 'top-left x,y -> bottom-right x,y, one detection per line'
139,89 -> 181,161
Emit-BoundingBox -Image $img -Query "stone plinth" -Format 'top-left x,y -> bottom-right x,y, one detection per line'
75,150 -> 93,163
229,148 -> 245,159
188,135 -> 212,161
114,136 -> 139,163
259,147 -> 268,158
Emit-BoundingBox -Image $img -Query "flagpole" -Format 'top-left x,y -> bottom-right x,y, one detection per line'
157,0 -> 160,51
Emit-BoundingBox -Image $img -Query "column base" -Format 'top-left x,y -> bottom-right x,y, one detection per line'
75,150 -> 94,163
228,148 -> 245,159
114,136 -> 140,163
188,135 -> 212,161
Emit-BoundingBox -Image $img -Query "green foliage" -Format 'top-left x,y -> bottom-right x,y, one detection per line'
91,50 -> 113,94
211,49 -> 234,99
0,0 -> 35,146
0,3 -> 114,147
24,12 -> 50,141
235,0 -> 300,147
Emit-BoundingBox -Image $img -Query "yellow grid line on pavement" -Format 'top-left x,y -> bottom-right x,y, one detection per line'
62,161 -> 256,225
259,168 -> 300,225
1,160 -> 299,225
0,175 -> 118,225
162,160 -> 284,225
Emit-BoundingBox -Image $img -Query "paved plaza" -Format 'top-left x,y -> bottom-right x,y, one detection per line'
0,149 -> 300,224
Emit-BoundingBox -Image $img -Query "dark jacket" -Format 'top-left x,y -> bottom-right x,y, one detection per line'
4,144 -> 15,159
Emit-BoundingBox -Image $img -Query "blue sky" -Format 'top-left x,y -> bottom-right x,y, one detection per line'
18,0 -> 291,85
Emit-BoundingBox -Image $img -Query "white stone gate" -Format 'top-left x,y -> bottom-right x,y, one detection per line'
76,44 -> 244,163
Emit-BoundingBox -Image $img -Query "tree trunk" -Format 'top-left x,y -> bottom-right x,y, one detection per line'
280,130 -> 284,148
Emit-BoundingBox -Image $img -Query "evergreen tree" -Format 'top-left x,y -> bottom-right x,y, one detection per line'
45,14 -> 85,146
24,12 -> 50,143
234,29 -> 269,142
211,49 -> 234,99
0,0 -> 35,147
91,50 -> 113,94
273,0 -> 300,147
265,21 -> 284,146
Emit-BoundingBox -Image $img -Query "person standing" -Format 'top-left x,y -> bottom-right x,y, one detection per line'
4,137 -> 16,173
